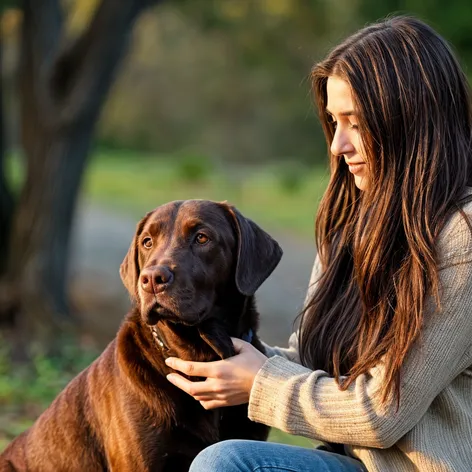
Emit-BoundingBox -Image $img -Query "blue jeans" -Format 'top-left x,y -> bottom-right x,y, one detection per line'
189,440 -> 366,471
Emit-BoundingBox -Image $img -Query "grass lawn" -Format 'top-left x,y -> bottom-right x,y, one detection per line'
2,149 -> 327,451
6,148 -> 329,237
83,149 -> 329,239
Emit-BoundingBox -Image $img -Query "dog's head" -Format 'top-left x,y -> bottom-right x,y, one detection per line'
120,200 -> 282,326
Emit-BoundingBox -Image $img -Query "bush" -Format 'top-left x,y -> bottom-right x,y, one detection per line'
277,162 -> 307,195
175,153 -> 215,183
0,336 -> 99,451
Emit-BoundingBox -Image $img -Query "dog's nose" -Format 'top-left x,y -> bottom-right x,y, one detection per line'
140,266 -> 174,293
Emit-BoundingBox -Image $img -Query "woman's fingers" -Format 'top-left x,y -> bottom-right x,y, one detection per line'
166,373 -> 227,403
165,344 -> 265,408
166,373 -> 211,396
230,337 -> 249,352
165,357 -> 220,377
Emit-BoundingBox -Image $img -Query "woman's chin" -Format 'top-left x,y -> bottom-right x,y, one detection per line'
354,174 -> 369,191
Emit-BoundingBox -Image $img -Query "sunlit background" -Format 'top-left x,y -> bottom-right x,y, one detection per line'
1,0 -> 471,450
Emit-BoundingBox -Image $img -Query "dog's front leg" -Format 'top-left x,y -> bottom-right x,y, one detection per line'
219,403 -> 270,442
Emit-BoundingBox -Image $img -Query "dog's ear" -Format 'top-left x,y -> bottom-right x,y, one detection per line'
120,213 -> 150,300
222,203 -> 283,296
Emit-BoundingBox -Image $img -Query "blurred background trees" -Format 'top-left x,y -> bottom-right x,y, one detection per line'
0,0 -> 471,347
98,0 -> 472,162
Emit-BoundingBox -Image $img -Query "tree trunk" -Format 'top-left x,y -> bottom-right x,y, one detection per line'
0,29 -> 12,274
0,28 -> 17,326
0,0 -> 159,349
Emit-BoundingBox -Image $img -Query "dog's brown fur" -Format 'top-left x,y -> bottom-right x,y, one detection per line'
0,200 -> 282,472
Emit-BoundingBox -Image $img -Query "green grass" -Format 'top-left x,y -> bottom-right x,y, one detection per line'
6,149 -> 329,237
0,339 -> 99,452
82,149 -> 329,238
269,428 -> 318,448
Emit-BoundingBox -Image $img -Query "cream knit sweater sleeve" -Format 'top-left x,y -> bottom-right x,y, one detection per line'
249,205 -> 472,449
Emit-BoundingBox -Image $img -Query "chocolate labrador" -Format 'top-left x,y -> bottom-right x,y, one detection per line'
1,200 -> 282,472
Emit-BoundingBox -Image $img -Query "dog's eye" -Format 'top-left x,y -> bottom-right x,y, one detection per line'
195,233 -> 209,245
142,237 -> 153,249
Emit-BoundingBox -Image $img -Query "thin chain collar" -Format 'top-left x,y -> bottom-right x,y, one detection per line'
150,296 -> 253,353
149,325 -> 254,353
150,325 -> 170,352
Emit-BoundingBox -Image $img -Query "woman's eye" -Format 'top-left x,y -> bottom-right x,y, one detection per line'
195,233 -> 210,245
142,237 -> 153,249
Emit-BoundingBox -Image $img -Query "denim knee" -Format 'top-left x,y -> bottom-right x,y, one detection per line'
189,439 -> 366,472
189,440 -> 246,472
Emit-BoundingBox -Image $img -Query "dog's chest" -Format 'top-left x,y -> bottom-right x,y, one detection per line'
172,399 -> 224,444
155,401 -> 225,468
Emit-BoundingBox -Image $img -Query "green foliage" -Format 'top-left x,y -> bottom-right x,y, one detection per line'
0,0 -> 18,11
5,0 -> 472,168
98,3 -> 328,165
175,153 -> 214,183
277,162 -> 309,195
4,151 -> 26,195
0,336 -> 99,450
94,0 -> 472,168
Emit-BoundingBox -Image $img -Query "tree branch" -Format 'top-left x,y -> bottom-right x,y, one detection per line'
51,0 -> 162,126
21,0 -> 63,68
19,0 -> 63,119
0,31 -> 14,278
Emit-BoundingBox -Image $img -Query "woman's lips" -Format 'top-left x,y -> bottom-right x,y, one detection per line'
348,162 -> 365,174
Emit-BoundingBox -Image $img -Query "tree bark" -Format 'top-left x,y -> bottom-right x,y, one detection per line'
0,29 -> 12,273
1,0 -> 159,346
0,28 -> 17,326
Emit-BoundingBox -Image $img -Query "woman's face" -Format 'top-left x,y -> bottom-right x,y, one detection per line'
326,76 -> 369,191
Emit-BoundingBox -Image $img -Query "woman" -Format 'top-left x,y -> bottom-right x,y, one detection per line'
165,15 -> 472,472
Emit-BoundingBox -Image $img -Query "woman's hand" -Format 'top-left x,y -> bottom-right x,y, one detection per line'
165,338 -> 268,410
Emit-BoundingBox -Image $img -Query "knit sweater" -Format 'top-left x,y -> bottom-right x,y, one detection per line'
249,197 -> 472,472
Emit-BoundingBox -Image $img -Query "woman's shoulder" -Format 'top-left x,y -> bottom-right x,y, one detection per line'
436,187 -> 472,267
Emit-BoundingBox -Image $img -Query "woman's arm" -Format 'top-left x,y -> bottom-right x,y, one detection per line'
261,333 -> 300,362
249,214 -> 472,448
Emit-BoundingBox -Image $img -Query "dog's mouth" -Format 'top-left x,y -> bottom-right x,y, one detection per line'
143,300 -> 207,327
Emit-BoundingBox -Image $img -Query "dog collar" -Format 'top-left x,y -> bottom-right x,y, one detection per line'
241,328 -> 253,343
150,326 -> 254,354
150,326 -> 170,352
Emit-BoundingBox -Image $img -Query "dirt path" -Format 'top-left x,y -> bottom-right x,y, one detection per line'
70,204 -> 316,347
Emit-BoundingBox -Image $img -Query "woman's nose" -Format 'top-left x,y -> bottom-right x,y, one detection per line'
330,127 -> 354,156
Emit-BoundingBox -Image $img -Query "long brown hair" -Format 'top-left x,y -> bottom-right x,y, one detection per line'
299,16 -> 472,403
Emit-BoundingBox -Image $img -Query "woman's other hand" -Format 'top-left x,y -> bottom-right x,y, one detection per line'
165,338 -> 268,409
